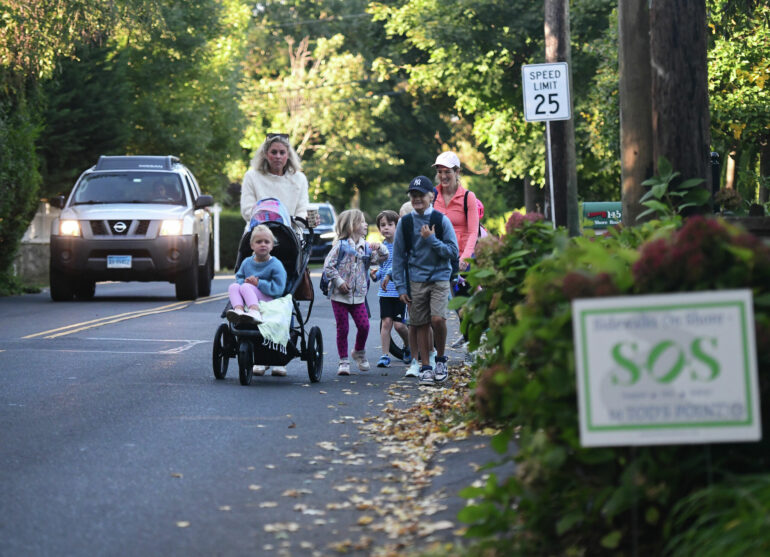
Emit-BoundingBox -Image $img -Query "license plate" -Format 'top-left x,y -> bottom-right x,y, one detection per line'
107,255 -> 132,269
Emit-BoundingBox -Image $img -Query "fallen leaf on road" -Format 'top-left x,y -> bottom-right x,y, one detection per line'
357,515 -> 374,525
259,502 -> 278,508
218,506 -> 231,511
248,484 -> 261,491
170,473 -> 183,478
176,521 -> 190,528
288,422 -> 296,428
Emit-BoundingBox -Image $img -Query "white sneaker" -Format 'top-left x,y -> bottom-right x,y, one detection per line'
404,359 -> 420,378
271,366 -> 287,376
337,360 -> 350,376
351,350 -> 370,371
253,365 -> 266,376
226,308 -> 245,323
247,308 -> 263,324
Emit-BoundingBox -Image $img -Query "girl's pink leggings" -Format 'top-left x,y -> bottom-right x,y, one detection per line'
331,300 -> 369,358
228,282 -> 273,308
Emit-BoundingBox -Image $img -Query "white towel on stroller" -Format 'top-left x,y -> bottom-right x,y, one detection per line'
257,294 -> 293,347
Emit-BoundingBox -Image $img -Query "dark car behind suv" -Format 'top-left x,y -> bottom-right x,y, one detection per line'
49,155 -> 214,301
307,202 -> 338,262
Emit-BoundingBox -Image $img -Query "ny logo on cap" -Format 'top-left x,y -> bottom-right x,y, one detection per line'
414,178 -> 421,185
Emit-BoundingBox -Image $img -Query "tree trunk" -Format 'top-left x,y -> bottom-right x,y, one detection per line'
618,0 -> 654,226
725,149 -> 737,189
544,0 -> 579,235
760,142 -> 770,204
524,176 -> 539,214
650,0 -> 711,212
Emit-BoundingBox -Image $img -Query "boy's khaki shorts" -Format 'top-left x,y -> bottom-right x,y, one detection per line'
409,280 -> 450,326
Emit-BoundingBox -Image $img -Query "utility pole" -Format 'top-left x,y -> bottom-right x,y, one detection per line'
544,0 -> 579,236
618,0 -> 654,225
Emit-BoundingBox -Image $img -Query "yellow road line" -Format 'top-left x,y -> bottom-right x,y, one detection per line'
24,293 -> 229,340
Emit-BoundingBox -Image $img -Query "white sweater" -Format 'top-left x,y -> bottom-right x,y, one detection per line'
240,168 -> 310,223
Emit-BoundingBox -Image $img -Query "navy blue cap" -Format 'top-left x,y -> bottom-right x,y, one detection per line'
407,175 -> 433,195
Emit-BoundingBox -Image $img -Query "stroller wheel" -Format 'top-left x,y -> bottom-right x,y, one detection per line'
238,341 -> 253,386
213,323 -> 232,380
307,326 -> 323,383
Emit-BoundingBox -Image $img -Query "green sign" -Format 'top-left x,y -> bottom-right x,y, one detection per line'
583,201 -> 621,229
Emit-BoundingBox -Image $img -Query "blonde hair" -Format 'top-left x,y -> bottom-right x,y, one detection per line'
399,201 -> 413,216
251,136 -> 303,175
250,224 -> 276,245
335,209 -> 365,240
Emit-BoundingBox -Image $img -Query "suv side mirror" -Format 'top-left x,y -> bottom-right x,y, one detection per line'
194,194 -> 214,209
50,195 -> 66,209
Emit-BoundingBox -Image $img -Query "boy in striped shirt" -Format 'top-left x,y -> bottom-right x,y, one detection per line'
370,210 -> 410,368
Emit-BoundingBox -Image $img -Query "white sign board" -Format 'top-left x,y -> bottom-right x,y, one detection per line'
572,290 -> 761,447
521,62 -> 571,122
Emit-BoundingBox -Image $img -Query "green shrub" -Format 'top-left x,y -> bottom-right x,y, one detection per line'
0,88 -> 42,295
666,474 -> 770,557
219,209 -> 245,271
459,216 -> 770,555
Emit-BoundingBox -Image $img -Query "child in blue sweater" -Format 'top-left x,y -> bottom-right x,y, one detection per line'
391,176 -> 458,386
370,210 -> 410,368
227,225 -> 287,325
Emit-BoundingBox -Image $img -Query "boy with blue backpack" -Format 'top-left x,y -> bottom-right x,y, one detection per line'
391,176 -> 458,385
370,210 -> 410,368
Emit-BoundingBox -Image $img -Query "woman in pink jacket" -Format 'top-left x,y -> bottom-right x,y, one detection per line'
431,151 -> 479,275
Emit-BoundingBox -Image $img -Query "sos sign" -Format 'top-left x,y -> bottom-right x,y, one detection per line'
521,62 -> 571,122
572,290 -> 762,447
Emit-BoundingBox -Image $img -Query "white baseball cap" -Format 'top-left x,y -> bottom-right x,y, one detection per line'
432,151 -> 461,169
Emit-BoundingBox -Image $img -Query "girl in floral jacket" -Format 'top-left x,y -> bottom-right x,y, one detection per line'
323,209 -> 388,376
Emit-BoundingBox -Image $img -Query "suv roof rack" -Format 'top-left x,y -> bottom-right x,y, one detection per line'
95,155 -> 181,171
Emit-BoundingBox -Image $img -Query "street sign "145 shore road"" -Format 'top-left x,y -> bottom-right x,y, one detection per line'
522,62 -> 571,122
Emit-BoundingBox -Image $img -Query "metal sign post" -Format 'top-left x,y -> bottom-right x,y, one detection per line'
522,62 -> 571,228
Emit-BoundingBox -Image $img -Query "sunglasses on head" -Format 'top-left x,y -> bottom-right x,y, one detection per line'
266,133 -> 289,141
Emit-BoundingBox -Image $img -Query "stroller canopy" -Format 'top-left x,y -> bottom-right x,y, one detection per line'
249,197 -> 291,229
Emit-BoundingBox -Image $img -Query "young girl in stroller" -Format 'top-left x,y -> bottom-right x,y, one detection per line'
212,197 -> 323,385
226,225 -> 287,326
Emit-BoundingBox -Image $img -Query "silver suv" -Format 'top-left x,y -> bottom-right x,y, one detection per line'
50,155 -> 214,301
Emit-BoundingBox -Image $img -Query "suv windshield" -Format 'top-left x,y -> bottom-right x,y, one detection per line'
318,206 -> 334,225
72,172 -> 186,205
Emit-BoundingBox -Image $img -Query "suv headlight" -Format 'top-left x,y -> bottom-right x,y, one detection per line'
159,219 -> 183,236
59,220 -> 81,236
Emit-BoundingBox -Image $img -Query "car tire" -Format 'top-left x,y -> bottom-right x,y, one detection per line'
74,280 -> 96,300
197,243 -> 213,297
50,271 -> 75,301
175,248 -> 199,301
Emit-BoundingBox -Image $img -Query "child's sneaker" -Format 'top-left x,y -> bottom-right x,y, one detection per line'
271,366 -> 287,376
404,359 -> 420,378
351,350 -> 370,371
376,355 -> 391,368
253,365 -> 267,375
246,308 -> 263,324
429,349 -> 437,370
226,308 -> 245,323
418,365 -> 435,386
337,359 -> 350,376
434,357 -> 448,383
401,347 -> 411,365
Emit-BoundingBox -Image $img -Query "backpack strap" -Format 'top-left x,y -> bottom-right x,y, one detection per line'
430,209 -> 444,242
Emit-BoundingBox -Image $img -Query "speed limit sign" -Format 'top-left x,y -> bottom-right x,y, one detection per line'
522,62 -> 571,122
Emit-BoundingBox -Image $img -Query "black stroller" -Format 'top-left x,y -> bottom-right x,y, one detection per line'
212,216 -> 322,385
